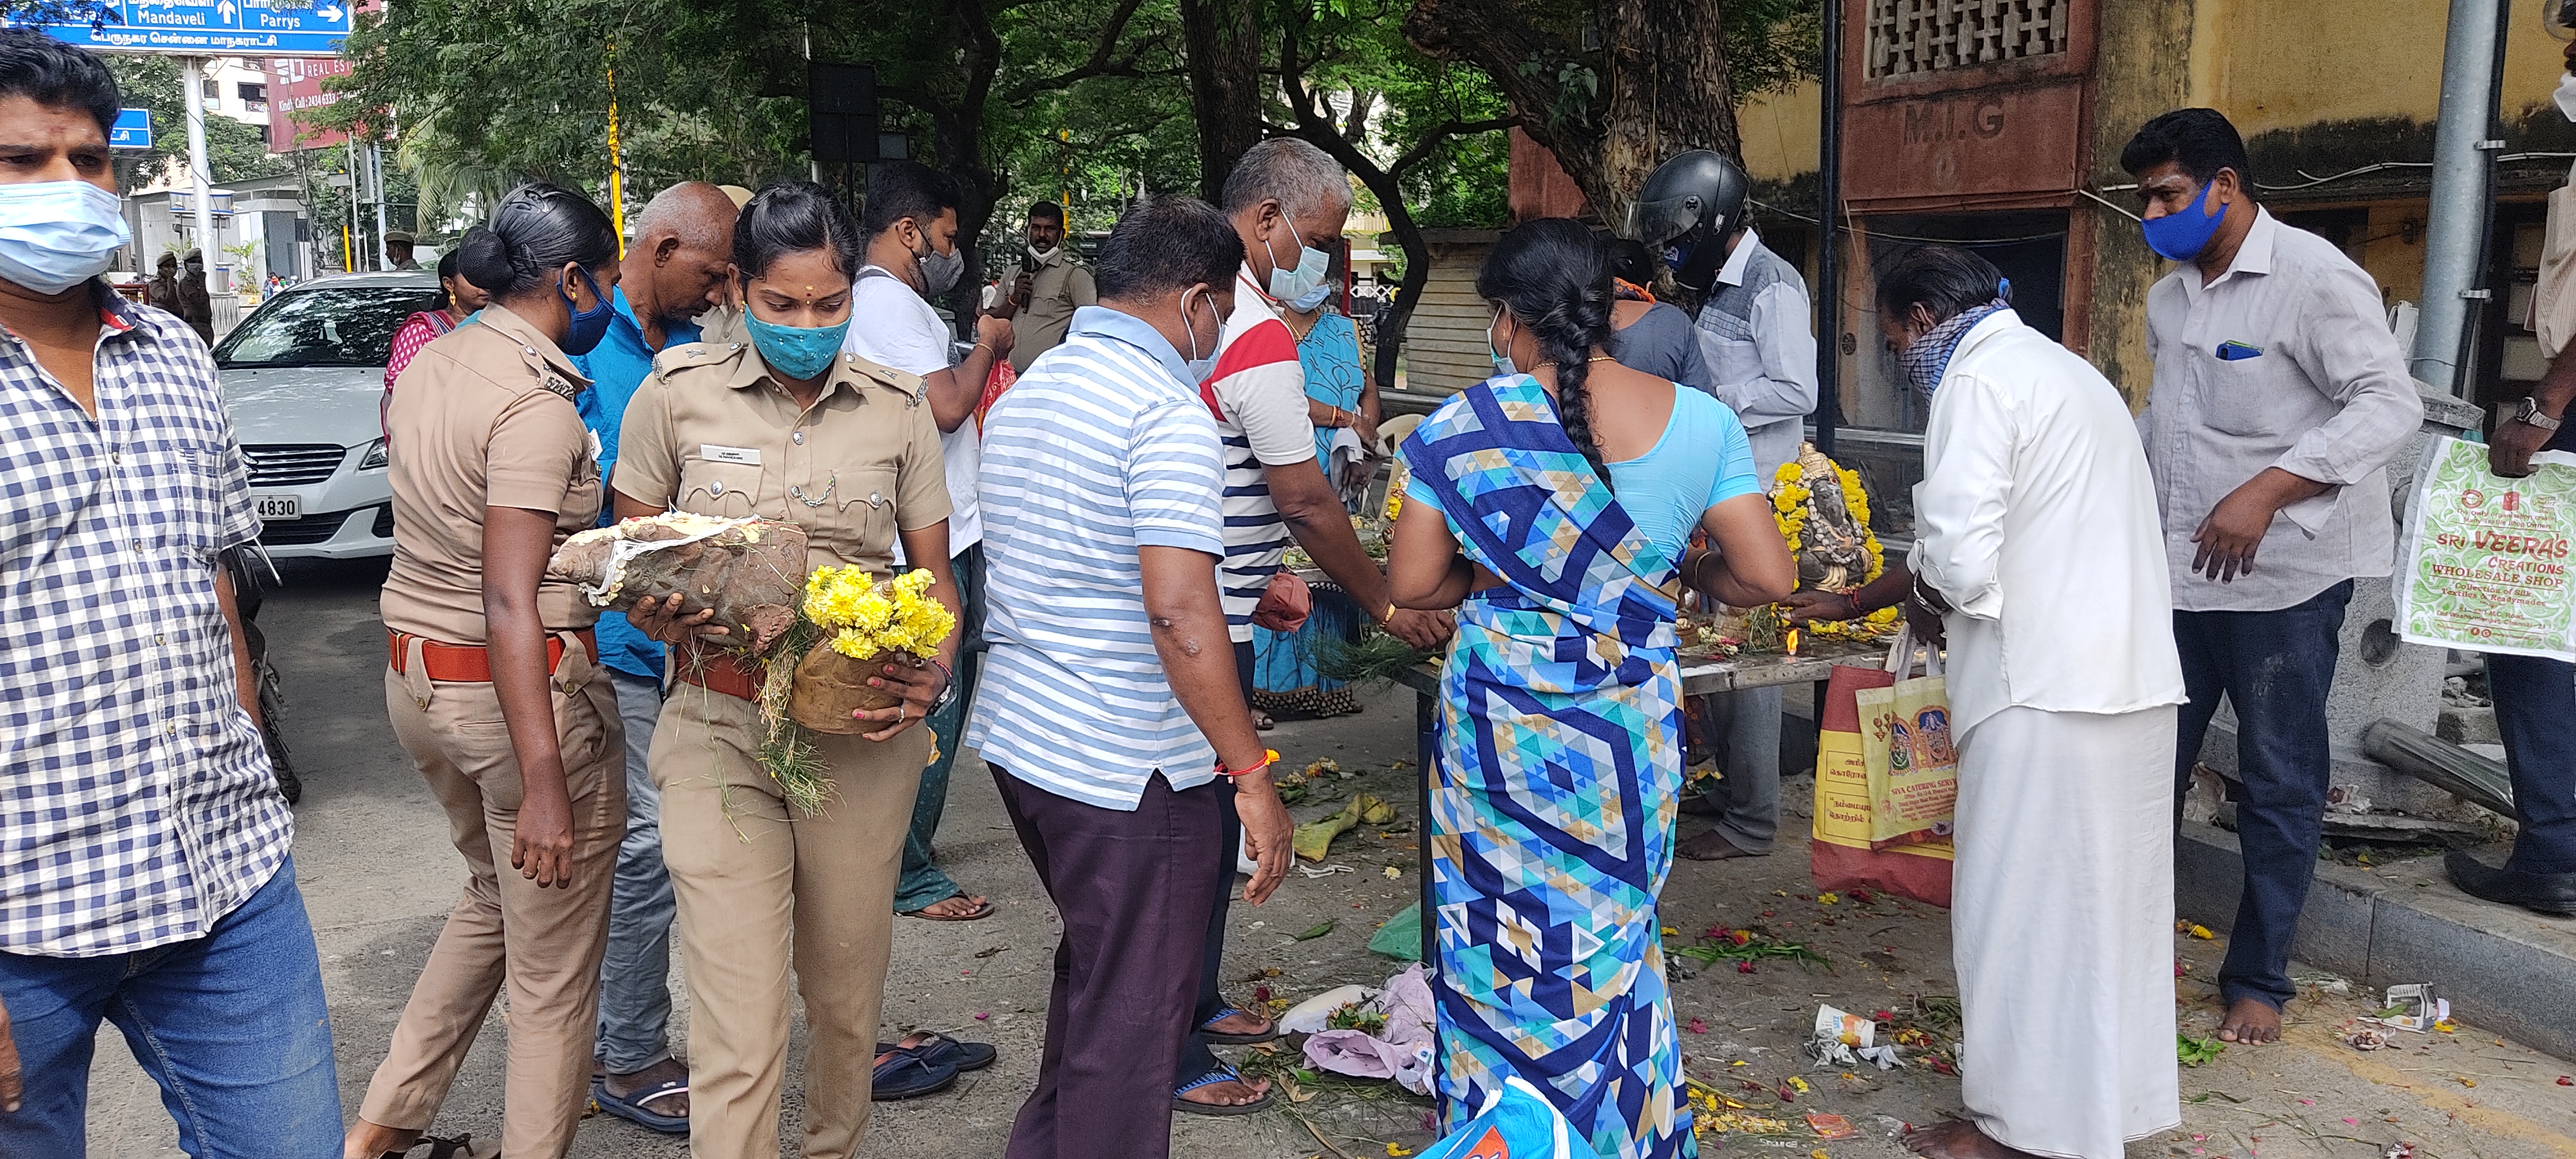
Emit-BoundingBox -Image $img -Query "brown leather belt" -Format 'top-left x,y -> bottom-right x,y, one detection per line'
388,628 -> 596,682
674,639 -> 762,701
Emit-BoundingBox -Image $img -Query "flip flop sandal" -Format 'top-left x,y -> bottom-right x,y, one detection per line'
871,1050 -> 959,1100
899,893 -> 997,921
1198,1005 -> 1283,1045
1173,1064 -> 1273,1117
381,1135 -> 498,1159
591,1076 -> 690,1135
873,1030 -> 999,1072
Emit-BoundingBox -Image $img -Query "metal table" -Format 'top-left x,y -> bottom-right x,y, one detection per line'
1388,639 -> 1887,963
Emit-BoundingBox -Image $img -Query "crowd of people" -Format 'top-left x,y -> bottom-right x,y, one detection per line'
7,23 -> 2576,1159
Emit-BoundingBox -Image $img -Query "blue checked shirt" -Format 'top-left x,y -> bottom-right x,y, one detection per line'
0,286 -> 291,957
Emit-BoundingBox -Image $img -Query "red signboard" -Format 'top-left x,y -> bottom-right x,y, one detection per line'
267,55 -> 354,153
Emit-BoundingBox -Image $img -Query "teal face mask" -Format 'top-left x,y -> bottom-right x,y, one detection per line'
745,312 -> 851,380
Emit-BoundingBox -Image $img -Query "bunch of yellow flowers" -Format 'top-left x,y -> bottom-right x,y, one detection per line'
1771,462 -> 1812,554
802,565 -> 955,661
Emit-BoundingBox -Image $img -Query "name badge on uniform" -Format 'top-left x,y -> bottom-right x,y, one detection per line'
701,444 -> 762,466
587,429 -> 603,462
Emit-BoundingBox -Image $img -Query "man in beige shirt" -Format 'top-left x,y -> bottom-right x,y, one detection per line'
992,200 -> 1096,372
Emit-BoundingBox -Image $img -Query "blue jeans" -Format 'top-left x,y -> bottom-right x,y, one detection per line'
897,543 -> 988,914
2172,580 -> 2352,1012
596,670 -> 677,1073
0,858 -> 341,1158
2481,652 -> 2576,875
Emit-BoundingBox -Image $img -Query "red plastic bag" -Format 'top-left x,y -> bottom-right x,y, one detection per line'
1810,662 -> 1952,907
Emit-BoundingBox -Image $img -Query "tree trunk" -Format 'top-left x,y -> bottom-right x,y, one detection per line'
933,0 -> 1004,332
1598,0 -> 1740,229
1179,0 -> 1263,200
1405,0 -> 1740,228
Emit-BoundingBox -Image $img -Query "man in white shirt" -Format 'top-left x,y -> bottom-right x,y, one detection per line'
1790,247 -> 2186,1159
841,160 -> 1016,924
2123,109 -> 2422,1047
1176,137 -> 1450,1112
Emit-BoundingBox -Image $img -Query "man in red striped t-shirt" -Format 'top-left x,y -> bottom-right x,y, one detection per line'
1174,137 -> 1453,1117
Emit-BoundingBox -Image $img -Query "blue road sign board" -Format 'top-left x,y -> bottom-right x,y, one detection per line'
109,108 -> 151,150
10,1 -> 354,58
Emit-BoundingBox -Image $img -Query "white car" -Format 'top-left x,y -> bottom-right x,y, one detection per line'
214,272 -> 441,559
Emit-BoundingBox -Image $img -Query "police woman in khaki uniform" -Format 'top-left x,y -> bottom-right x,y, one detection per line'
349,184 -> 628,1159
615,181 -> 962,1159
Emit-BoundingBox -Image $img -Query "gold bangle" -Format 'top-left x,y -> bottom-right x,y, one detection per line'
1380,601 -> 1397,625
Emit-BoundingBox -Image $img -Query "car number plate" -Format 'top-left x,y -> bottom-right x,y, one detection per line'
254,494 -> 301,522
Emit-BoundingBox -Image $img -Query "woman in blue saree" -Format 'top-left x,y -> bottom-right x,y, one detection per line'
1387,220 -> 1795,1159
1249,293 -> 1377,720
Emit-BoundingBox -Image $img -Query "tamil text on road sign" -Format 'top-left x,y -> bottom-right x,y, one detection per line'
2396,435 -> 2576,660
15,1 -> 354,58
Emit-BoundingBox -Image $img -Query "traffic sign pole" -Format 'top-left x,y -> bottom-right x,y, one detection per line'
180,57 -> 220,292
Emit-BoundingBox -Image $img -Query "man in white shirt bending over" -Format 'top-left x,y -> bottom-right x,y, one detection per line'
842,160 -> 1016,925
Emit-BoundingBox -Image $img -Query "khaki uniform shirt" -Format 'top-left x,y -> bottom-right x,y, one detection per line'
614,340 -> 952,576
998,249 -> 1097,373
381,303 -> 604,643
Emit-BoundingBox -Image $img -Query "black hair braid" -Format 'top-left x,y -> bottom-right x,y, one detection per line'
1477,218 -> 1624,490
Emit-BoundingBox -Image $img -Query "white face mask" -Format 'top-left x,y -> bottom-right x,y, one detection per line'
2555,72 -> 2576,122
0,181 -> 129,296
1028,243 -> 1059,263
1264,216 -> 1331,305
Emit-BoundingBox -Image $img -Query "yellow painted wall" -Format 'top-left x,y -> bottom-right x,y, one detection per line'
2192,0 -> 2568,135
1740,82 -> 1821,184
2359,200 -> 2430,307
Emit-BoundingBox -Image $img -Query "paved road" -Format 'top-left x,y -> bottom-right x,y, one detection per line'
85,558 -> 2576,1158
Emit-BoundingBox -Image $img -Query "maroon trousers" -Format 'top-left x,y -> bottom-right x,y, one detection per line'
994,766 -> 1224,1159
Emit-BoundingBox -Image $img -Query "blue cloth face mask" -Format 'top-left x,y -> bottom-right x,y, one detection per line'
1265,218 -> 1331,305
560,265 -> 616,356
2142,180 -> 2227,261
1180,287 -> 1217,382
0,181 -> 131,296
746,311 -> 853,381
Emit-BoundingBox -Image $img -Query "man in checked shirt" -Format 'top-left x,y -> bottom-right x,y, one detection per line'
0,32 -> 341,1157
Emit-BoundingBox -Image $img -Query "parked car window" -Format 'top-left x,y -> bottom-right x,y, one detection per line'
215,287 -> 438,368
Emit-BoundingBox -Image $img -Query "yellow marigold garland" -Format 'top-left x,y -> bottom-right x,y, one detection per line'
1772,457 -> 1900,639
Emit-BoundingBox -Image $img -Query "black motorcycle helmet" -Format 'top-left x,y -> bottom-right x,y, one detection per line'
1622,149 -> 1752,293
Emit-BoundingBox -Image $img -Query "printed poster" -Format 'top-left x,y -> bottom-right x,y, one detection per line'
2396,435 -> 2576,660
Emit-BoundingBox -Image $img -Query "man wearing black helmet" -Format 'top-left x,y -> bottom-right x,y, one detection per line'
1627,149 -> 1820,863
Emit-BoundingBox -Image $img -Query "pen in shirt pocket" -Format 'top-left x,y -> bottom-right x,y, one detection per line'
2214,340 -> 2264,361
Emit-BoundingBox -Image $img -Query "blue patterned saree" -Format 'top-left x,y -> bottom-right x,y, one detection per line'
1399,375 -> 1694,1159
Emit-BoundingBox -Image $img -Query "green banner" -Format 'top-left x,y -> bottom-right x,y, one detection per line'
2396,435 -> 2576,659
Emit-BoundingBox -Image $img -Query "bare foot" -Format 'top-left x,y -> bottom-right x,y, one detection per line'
1677,829 -> 1761,861
1202,1008 -> 1275,1037
2217,996 -> 2283,1044
342,1118 -> 422,1159
603,1055 -> 690,1120
1904,1120 -> 2042,1159
1178,1073 -> 1272,1109
909,892 -> 991,919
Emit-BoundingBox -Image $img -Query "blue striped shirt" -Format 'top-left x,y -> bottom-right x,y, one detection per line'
968,306 -> 1228,809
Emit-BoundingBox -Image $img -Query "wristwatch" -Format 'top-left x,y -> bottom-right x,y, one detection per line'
2515,395 -> 2564,432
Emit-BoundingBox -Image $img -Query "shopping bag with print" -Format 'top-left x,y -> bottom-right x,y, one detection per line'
1416,1075 -> 1582,1158
1852,627 -> 1958,847
1812,631 -> 1951,907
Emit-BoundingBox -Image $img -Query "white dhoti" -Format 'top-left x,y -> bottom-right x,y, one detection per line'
1951,704 -> 2181,1159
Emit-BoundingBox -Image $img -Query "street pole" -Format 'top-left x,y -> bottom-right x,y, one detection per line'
1814,0 -> 1842,458
180,57 -> 220,292
372,142 -> 390,271
2410,0 -> 2507,396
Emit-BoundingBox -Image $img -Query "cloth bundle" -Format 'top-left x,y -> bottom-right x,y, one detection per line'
545,513 -> 807,653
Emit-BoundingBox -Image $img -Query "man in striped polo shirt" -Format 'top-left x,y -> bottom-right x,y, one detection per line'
971,195 -> 1295,1159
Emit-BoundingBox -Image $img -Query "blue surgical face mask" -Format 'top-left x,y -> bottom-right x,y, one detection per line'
0,180 -> 130,296
1285,282 -> 1334,313
1265,218 -> 1331,305
745,310 -> 853,381
2142,180 -> 2227,261
1180,287 -> 1217,382
1487,306 -> 1518,376
560,265 -> 615,355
